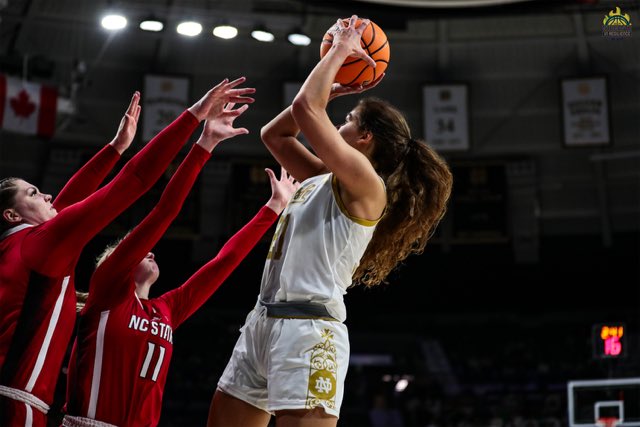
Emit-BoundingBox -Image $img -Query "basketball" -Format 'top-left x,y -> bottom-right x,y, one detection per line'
320,18 -> 390,87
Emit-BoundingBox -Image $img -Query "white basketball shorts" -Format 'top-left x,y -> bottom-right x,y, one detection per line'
217,305 -> 350,417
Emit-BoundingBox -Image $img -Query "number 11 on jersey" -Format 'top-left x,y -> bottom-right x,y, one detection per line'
140,342 -> 166,382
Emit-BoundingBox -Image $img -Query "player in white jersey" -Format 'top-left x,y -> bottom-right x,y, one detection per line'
208,15 -> 453,427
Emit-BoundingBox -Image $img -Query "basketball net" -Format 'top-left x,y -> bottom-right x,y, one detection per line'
597,417 -> 619,427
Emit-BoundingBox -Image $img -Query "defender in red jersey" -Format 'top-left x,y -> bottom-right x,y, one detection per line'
63,108 -> 298,427
0,78 -> 256,427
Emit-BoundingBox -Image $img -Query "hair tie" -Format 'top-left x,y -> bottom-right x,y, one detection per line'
402,137 -> 416,158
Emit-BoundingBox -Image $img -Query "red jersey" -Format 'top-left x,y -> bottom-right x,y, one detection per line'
66,143 -> 276,426
0,111 -> 199,422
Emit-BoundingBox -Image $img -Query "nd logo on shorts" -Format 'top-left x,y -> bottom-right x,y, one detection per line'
306,329 -> 338,410
309,369 -> 335,400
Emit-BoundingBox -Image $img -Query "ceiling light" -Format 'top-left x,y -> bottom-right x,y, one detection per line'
213,24 -> 238,39
287,29 -> 310,46
177,21 -> 202,37
395,378 -> 409,392
251,26 -> 274,42
101,14 -> 127,31
140,18 -> 164,32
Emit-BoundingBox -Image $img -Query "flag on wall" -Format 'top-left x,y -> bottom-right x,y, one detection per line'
0,74 -> 57,138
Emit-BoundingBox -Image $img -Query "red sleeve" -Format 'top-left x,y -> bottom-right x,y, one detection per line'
160,206 -> 278,328
52,144 -> 120,211
84,144 -> 211,313
22,111 -> 200,277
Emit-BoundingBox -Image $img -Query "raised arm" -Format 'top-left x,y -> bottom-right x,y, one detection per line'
260,106 -> 327,182
85,103 -> 252,312
161,168 -> 298,327
53,92 -> 141,210
289,16 -> 385,220
260,81 -> 382,184
85,144 -> 209,311
23,78 -> 255,277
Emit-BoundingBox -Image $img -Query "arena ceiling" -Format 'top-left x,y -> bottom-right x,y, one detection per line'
0,0 -> 626,81
0,0 -> 636,146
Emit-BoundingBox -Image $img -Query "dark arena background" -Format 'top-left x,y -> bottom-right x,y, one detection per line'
1,0 -> 639,426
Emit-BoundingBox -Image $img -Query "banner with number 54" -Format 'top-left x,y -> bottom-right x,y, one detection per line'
423,84 -> 470,152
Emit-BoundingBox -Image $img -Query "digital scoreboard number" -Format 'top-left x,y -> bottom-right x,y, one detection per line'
593,323 -> 626,359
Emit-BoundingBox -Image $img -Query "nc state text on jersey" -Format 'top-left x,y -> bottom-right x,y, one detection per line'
128,315 -> 173,344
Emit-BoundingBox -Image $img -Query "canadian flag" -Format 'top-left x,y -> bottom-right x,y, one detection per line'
0,74 -> 57,138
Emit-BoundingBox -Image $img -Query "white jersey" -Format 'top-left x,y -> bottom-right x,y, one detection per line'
259,173 -> 380,322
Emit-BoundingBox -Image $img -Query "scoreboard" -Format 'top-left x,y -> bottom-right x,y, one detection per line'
593,323 -> 626,359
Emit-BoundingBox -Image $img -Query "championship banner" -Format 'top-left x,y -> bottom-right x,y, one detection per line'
423,84 -> 470,152
0,74 -> 57,138
143,75 -> 190,142
561,77 -> 611,147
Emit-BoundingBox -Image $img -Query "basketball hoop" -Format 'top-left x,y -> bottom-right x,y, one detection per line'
597,417 -> 619,427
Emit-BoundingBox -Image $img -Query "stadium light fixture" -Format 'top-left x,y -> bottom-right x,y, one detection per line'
177,21 -> 202,37
101,14 -> 127,31
251,25 -> 275,42
213,24 -> 238,39
287,28 -> 310,46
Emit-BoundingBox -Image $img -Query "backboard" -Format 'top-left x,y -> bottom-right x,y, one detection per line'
568,378 -> 640,427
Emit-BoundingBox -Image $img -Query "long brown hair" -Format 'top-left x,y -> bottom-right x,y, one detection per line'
352,98 -> 453,287
0,177 -> 20,235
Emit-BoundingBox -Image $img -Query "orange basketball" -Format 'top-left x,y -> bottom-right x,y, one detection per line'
320,18 -> 390,87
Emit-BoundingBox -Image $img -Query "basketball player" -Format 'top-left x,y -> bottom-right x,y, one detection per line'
63,103 -> 298,427
0,77 -> 255,426
207,16 -> 453,427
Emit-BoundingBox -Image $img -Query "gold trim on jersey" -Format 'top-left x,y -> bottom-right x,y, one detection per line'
331,175 -> 384,227
306,329 -> 338,410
